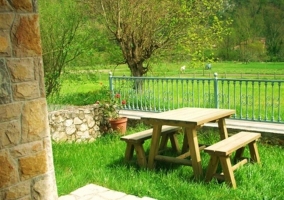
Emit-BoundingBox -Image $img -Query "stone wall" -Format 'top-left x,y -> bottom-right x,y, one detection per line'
0,1 -> 57,199
49,104 -> 104,143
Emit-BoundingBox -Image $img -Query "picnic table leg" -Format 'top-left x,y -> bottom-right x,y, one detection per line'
218,118 -> 228,140
184,126 -> 203,179
147,124 -> 162,169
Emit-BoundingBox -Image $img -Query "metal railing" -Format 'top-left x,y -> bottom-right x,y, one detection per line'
109,73 -> 283,123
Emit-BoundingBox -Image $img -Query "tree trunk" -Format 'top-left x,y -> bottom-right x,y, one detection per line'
128,62 -> 145,92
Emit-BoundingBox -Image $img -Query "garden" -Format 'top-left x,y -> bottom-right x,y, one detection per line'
53,123 -> 284,199
51,62 -> 284,199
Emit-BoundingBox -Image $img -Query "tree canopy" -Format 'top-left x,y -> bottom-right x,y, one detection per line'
39,0 -> 92,97
39,0 -> 284,95
85,0 -> 228,77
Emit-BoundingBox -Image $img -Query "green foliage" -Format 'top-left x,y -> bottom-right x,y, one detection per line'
94,83 -> 127,121
218,0 -> 284,62
39,0 -> 284,78
47,81 -> 108,107
177,0 -> 232,67
39,0 -> 93,97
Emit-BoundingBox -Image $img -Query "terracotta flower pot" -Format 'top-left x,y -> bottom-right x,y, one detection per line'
109,117 -> 128,135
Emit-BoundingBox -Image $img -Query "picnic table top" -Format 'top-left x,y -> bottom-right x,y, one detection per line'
140,108 -> 235,126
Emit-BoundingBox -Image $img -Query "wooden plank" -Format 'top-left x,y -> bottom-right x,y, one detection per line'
219,157 -> 236,189
185,126 -> 203,179
120,129 -> 153,141
169,133 -> 180,153
231,158 -> 248,171
120,126 -> 179,142
176,145 -> 206,159
204,132 -> 261,156
155,155 -> 192,166
216,133 -> 260,156
218,118 -> 228,140
147,125 -> 162,169
134,144 -> 147,168
141,108 -> 235,126
124,143 -> 134,161
213,173 -> 225,181
248,141 -> 261,163
205,155 -> 219,182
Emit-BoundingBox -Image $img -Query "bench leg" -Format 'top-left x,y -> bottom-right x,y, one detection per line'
219,157 -> 237,189
159,132 -> 180,153
124,143 -> 135,162
205,155 -> 219,182
134,144 -> 147,168
248,141 -> 261,163
234,147 -> 245,163
159,134 -> 170,150
169,133 -> 180,153
181,132 -> 188,153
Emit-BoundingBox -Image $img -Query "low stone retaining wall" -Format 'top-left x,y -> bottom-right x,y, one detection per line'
48,104 -> 105,143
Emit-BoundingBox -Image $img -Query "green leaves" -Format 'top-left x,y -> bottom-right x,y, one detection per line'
39,0 -> 92,97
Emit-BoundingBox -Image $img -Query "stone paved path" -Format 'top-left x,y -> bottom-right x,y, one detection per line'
58,184 -> 157,200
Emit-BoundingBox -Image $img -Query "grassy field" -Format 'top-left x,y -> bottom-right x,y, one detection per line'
47,62 -> 284,109
53,123 -> 284,199
67,61 -> 284,79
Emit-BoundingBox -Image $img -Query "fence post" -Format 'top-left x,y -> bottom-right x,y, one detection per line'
109,72 -> 114,97
214,72 -> 219,108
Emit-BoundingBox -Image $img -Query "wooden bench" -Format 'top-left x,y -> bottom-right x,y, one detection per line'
120,126 -> 180,167
204,131 -> 261,189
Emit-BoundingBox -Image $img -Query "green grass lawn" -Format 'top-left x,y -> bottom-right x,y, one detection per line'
68,61 -> 284,77
53,123 -> 284,199
51,62 -> 284,199
48,62 -> 284,109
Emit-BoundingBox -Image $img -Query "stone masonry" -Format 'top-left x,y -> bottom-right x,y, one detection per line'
49,104 -> 104,143
0,0 -> 58,199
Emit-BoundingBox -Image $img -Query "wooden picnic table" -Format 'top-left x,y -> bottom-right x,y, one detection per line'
141,107 -> 235,179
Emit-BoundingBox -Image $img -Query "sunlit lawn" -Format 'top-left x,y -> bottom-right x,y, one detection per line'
53,123 -> 284,199
51,62 -> 284,199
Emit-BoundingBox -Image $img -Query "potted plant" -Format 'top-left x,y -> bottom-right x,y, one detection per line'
95,85 -> 128,135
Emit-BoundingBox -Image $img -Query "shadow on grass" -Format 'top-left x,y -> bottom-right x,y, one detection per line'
106,151 -> 204,183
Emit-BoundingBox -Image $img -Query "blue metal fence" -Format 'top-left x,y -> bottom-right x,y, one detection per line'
109,73 -> 283,123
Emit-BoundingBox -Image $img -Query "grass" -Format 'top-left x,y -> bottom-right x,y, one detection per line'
51,62 -> 284,199
53,122 -> 284,199
47,62 -> 284,109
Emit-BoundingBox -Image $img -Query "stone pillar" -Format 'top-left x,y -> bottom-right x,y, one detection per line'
0,1 -> 58,199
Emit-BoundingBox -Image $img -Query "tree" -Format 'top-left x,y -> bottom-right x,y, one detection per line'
219,0 -> 284,62
39,0 -> 92,97
179,1 -> 232,67
262,1 -> 284,61
86,0 -> 228,78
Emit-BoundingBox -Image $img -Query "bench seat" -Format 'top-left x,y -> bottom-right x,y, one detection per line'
204,131 -> 261,189
120,126 -> 180,167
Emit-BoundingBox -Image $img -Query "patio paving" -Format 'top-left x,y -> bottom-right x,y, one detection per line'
58,184 -> 156,200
